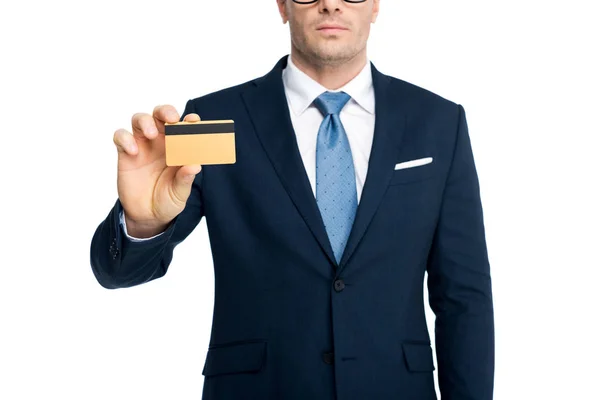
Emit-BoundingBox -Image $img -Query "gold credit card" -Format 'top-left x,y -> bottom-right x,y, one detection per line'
164,120 -> 236,166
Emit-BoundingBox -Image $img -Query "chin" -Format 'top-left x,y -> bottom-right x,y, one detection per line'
312,47 -> 356,65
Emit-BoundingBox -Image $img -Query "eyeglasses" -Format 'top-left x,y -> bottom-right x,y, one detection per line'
292,0 -> 367,4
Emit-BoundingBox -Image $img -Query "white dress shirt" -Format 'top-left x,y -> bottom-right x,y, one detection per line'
121,55 -> 376,241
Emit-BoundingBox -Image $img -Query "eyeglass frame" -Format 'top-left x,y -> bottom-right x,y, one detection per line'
291,0 -> 367,4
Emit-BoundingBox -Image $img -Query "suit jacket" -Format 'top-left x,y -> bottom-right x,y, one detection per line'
90,55 -> 494,400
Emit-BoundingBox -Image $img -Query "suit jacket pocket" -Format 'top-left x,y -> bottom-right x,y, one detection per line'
389,163 -> 436,185
202,340 -> 267,377
402,342 -> 436,372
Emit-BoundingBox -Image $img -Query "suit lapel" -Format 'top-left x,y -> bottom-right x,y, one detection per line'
241,56 -> 406,275
241,56 -> 339,271
337,64 -> 406,273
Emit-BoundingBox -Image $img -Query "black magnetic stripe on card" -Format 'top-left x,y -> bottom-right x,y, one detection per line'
165,122 -> 235,135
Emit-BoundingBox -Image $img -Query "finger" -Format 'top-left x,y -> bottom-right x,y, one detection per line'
131,112 -> 159,140
153,104 -> 180,131
179,164 -> 202,176
113,128 -> 138,155
171,165 -> 202,204
183,113 -> 201,123
151,105 -> 180,136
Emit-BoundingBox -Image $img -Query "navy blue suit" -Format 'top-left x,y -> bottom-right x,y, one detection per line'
90,55 -> 494,399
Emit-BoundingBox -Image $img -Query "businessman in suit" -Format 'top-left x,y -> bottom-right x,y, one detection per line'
90,0 -> 494,399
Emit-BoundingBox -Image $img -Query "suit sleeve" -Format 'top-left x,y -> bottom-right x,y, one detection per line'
426,105 -> 494,399
89,100 -> 205,289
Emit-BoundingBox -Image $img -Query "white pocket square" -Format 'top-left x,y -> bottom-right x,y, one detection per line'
394,157 -> 433,170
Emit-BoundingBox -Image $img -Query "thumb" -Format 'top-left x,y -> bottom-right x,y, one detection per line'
172,165 -> 202,202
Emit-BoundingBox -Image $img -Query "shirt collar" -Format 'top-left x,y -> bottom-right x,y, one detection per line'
282,54 -> 375,116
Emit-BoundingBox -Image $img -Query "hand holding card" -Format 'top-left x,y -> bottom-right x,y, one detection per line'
114,105 -> 204,238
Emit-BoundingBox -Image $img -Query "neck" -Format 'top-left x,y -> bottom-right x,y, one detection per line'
289,48 -> 367,90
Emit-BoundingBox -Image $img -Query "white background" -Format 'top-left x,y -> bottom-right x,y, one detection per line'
1,0 -> 599,399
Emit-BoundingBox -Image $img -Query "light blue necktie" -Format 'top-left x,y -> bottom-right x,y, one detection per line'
314,91 -> 357,264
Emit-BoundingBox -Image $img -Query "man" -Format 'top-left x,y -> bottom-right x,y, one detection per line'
90,0 -> 494,399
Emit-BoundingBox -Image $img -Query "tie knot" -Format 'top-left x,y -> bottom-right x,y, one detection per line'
314,91 -> 351,116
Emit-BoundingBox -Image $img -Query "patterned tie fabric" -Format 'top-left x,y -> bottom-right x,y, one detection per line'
314,91 -> 358,264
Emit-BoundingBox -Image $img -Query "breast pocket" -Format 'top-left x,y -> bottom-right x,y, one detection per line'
389,163 -> 437,185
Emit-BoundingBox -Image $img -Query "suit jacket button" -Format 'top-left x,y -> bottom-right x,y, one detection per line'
333,279 -> 345,292
322,352 -> 334,365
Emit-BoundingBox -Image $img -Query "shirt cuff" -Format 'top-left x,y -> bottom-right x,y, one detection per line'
119,210 -> 165,242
